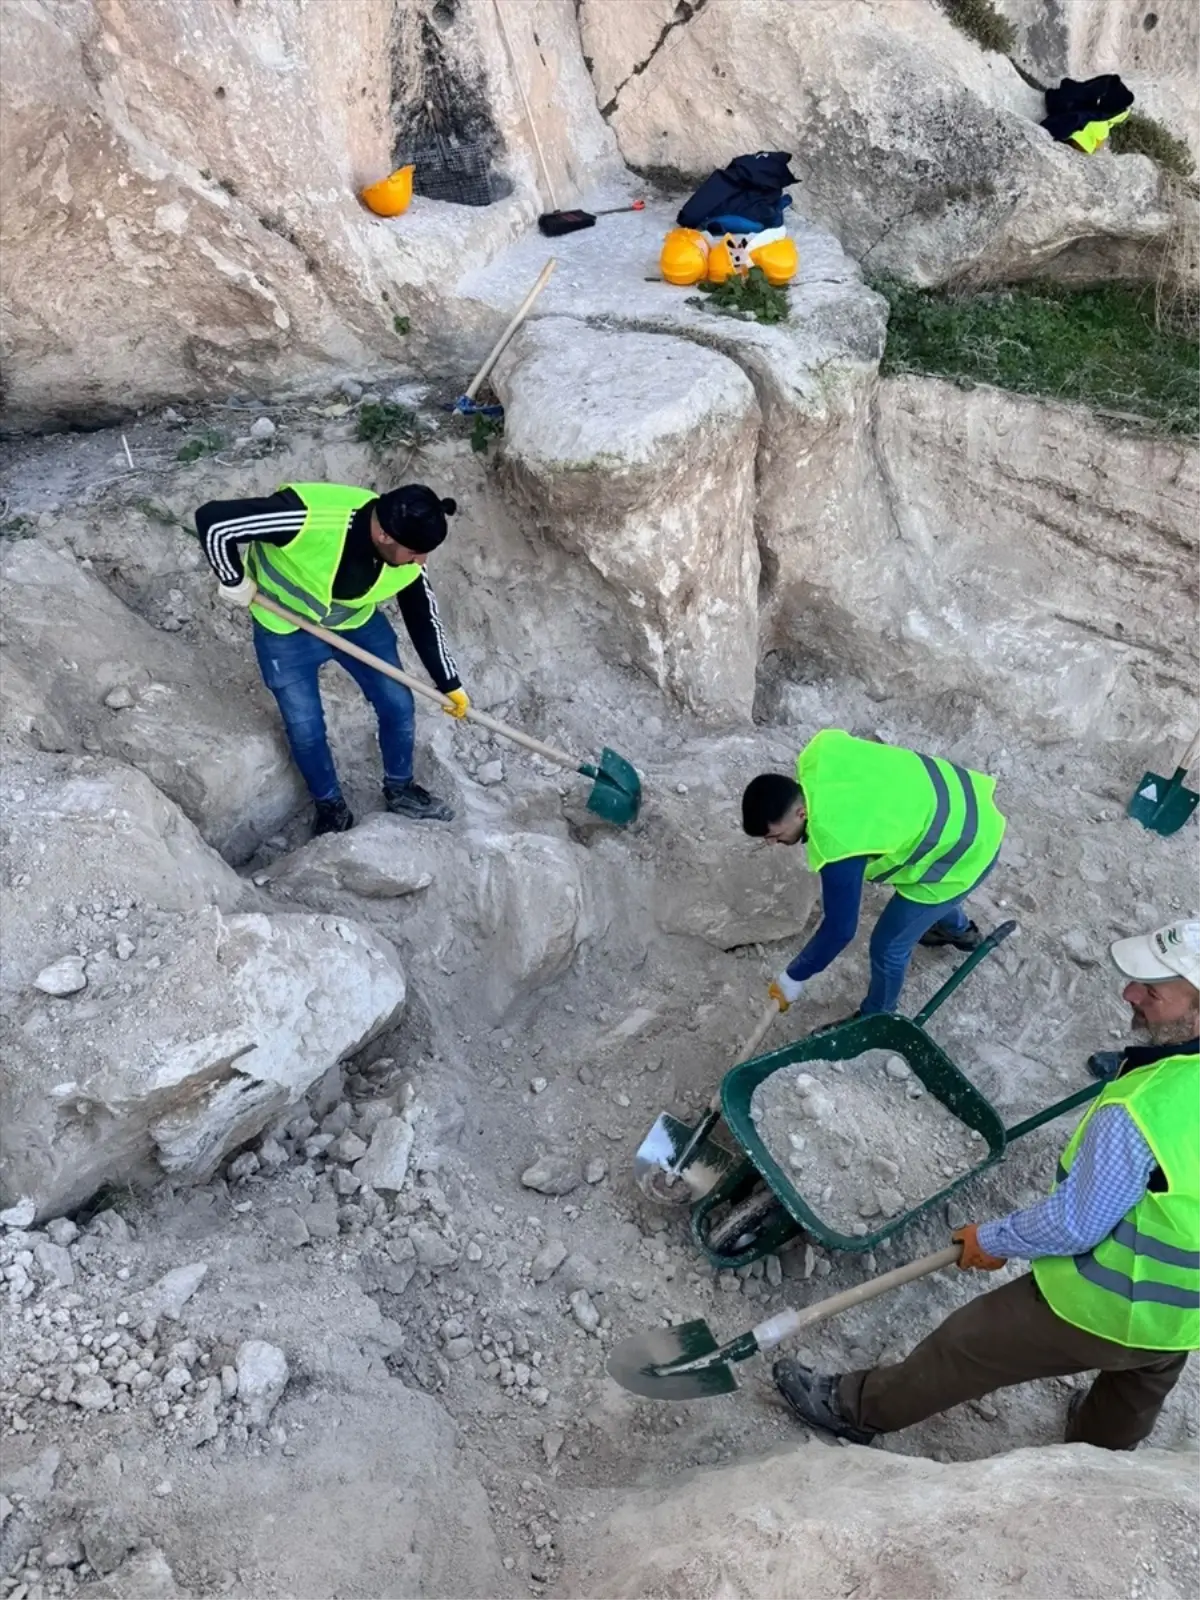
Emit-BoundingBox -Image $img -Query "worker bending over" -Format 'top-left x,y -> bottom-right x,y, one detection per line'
775,919 -> 1199,1451
742,729 -> 1005,1017
197,481 -> 468,835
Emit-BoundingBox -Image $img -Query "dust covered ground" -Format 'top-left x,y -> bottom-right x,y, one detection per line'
1,409 -> 1196,1598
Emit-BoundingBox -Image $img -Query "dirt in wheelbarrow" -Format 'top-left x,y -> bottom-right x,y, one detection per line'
749,1050 -> 984,1234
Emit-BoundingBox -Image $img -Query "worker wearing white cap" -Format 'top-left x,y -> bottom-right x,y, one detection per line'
775,920 -> 1199,1452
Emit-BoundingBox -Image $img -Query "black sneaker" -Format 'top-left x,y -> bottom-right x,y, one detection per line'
383,781 -> 454,823
773,1359 -> 878,1445
920,919 -> 982,952
313,797 -> 354,837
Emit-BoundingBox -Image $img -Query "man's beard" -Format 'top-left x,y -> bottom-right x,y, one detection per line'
1132,1007 -> 1200,1046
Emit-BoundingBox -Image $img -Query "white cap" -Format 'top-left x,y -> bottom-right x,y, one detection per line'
1110,920 -> 1200,990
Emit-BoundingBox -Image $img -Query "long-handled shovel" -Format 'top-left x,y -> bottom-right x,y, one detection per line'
633,1001 -> 780,1203
447,259 -> 557,418
607,1243 -> 960,1400
1126,728 -> 1200,836
251,593 -> 641,826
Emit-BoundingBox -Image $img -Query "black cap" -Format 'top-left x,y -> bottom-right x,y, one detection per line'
374,485 -> 457,553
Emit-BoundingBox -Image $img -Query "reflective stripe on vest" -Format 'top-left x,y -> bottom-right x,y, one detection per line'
1032,1054 -> 1200,1351
248,483 -> 421,635
797,731 -> 1005,905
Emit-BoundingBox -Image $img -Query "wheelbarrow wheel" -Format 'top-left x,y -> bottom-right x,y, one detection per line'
705,1184 -> 786,1255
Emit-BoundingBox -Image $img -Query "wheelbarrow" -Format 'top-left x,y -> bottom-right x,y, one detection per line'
691,920 -> 1105,1269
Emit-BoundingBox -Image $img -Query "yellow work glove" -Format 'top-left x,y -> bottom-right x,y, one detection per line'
767,971 -> 804,1013
442,688 -> 470,720
953,1224 -> 1006,1272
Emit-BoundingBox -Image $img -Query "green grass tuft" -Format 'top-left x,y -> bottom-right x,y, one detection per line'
936,0 -> 1016,54
875,279 -> 1199,436
176,429 -> 227,463
1109,112 -> 1196,178
686,266 -> 789,324
356,401 -> 420,454
469,412 -> 504,455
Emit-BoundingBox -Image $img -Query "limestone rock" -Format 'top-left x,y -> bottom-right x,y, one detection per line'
145,1263 -> 208,1322
580,0 -> 1174,286
1,910 -> 406,1217
0,545 -> 304,858
496,319 -> 760,722
235,1339 -> 289,1427
352,1115 -> 416,1194
33,955 -> 87,997
521,1154 -> 579,1196
582,1439 -> 1198,1599
89,1547 -> 190,1600
470,831 -> 593,1011
530,1239 -> 569,1283
265,816 -> 436,900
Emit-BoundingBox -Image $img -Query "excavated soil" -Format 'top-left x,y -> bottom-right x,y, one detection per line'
749,1051 -> 982,1233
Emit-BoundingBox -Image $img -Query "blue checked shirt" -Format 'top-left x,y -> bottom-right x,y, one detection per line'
977,1106 -> 1155,1260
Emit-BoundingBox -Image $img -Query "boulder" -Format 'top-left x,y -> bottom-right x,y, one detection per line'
496,318 -> 761,722
0,542 -> 304,858
0,749 -> 248,999
581,1440 -> 1199,1598
579,0 -> 1173,285
1,910 -> 406,1217
469,830 -> 594,1011
263,815 -> 434,899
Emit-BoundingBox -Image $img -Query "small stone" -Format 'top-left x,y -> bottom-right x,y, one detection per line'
559,1253 -> 600,1294
257,1137 -> 289,1171
0,1197 -> 37,1229
569,1290 -> 600,1333
476,759 -> 505,787
43,1525 -> 84,1568
221,1365 -> 239,1400
46,1218 -> 78,1247
530,1077 -> 548,1095
409,1224 -> 458,1270
227,1150 -> 259,1183
34,1241 -> 75,1287
115,935 -> 136,960
876,1187 -> 905,1218
332,1166 -> 361,1197
267,1208 -> 310,1248
235,1340 -> 289,1426
858,1195 -> 882,1219
1061,928 -> 1097,966
765,1253 -> 783,1287
584,1157 -> 607,1185
521,1155 -> 578,1196
530,1239 -> 568,1283
353,1115 -> 415,1193
906,1082 -> 924,1100
146,1262 -> 207,1320
304,1198 -> 339,1241
542,1429 -> 564,1465
73,1374 -> 114,1411
330,1130 -> 368,1164
851,1223 -> 869,1237
969,1395 -> 999,1421
885,1055 -> 910,1081
153,1479 -> 174,1497
34,956 -> 87,997
445,1337 -> 474,1361
249,416 -> 277,440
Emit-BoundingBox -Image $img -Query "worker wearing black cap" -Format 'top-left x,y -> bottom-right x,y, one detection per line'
196,480 -> 467,833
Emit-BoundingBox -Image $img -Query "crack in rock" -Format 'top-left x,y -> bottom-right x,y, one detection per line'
599,0 -> 709,119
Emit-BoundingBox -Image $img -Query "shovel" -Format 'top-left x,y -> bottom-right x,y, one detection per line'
607,1244 -> 960,1400
251,594 -> 641,826
1126,729 -> 1200,836
447,259 -> 557,418
633,1002 -> 780,1203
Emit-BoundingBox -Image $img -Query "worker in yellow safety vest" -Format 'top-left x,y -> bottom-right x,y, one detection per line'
197,480 -> 469,836
741,730 -> 1006,1017
774,920 -> 1199,1451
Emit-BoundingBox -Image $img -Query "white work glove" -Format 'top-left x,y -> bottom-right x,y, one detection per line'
768,970 -> 804,1012
217,576 -> 256,607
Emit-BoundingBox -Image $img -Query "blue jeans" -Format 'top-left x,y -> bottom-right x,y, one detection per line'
253,611 -> 414,802
860,859 -> 995,1016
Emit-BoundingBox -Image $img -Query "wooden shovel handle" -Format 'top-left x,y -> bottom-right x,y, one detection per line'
250,594 -> 580,772
752,1245 -> 962,1351
705,1003 -> 780,1113
1177,728 -> 1200,777
465,259 -> 557,400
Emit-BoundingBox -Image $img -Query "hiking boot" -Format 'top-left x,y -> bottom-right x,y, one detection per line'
920,919 -> 982,953
773,1359 -> 878,1445
1087,1050 -> 1123,1082
313,797 -> 354,837
383,780 -> 454,823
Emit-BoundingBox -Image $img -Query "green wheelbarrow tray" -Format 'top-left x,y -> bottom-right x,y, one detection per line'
692,922 -> 1104,1269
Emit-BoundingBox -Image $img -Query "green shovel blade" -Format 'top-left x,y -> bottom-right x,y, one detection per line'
607,1319 -> 739,1400
1127,768 -> 1200,836
579,747 -> 642,826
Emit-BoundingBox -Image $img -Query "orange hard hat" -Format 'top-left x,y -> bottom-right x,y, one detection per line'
360,165 -> 415,218
660,227 -> 709,286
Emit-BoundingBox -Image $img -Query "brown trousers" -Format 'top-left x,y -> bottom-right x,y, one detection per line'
839,1272 -> 1189,1450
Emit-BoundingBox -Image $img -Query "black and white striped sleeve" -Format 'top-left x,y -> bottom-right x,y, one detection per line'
194,489 -> 307,585
395,574 -> 461,693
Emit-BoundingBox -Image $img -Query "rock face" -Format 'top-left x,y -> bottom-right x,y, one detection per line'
1,542 -> 304,859
497,319 -> 761,721
581,1441 -> 1199,1598
764,376 -> 1199,748
0,0 -> 620,430
579,0 -> 1173,284
2,910 -> 407,1217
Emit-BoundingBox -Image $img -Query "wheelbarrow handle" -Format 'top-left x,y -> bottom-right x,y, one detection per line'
1004,1079 -> 1103,1142
749,1245 -> 961,1353
910,918 -> 1018,1029
251,594 -> 582,772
